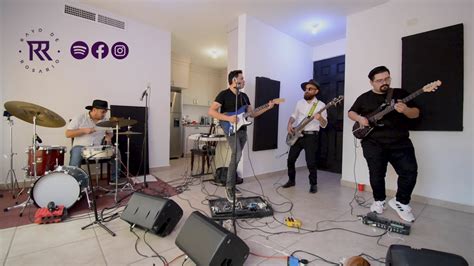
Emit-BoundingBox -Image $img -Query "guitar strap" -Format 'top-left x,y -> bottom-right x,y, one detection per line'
307,100 -> 319,117
385,87 -> 393,105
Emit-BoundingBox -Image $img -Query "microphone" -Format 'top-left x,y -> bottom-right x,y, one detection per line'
35,134 -> 43,144
140,85 -> 150,101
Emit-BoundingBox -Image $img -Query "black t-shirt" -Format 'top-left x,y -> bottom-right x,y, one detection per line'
214,88 -> 251,131
215,88 -> 251,114
349,88 -> 418,144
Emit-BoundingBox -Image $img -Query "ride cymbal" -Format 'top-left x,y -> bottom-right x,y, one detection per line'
4,101 -> 66,128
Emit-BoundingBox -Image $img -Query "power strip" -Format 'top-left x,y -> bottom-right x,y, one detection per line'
362,212 -> 411,235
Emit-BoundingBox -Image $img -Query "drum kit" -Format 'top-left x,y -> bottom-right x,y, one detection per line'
2,101 -> 142,221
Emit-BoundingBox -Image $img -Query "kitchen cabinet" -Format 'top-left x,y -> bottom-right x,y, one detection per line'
183,66 -> 223,106
171,56 -> 190,89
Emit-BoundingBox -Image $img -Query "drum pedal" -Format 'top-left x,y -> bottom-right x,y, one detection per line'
34,205 -> 67,224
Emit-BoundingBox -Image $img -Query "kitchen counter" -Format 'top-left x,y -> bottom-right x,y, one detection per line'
183,124 -> 211,127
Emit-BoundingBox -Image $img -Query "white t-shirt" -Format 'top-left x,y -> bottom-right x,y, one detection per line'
68,112 -> 111,146
290,97 -> 327,131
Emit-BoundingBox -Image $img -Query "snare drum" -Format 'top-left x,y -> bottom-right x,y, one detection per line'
81,145 -> 115,160
27,145 -> 67,176
31,166 -> 89,209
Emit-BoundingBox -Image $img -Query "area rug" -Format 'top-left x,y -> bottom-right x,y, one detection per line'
0,175 -> 178,230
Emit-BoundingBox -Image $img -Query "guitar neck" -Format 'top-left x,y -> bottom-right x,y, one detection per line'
370,88 -> 425,122
295,104 -> 331,131
243,103 -> 270,119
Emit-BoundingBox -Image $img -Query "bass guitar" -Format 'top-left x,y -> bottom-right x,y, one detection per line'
352,80 -> 442,139
220,98 -> 285,136
286,95 -> 344,146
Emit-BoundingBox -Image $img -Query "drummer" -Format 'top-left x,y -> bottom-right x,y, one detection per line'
65,99 -> 125,185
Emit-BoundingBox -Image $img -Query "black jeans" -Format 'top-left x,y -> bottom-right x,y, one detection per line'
362,138 -> 418,205
287,133 -> 318,185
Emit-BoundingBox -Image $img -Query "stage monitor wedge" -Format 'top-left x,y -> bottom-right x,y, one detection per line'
175,211 -> 249,266
120,192 -> 183,237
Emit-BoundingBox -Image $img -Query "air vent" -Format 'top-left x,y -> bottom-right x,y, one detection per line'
98,14 -> 125,30
64,5 -> 96,22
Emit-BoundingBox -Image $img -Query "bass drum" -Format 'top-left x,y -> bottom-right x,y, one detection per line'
31,166 -> 89,209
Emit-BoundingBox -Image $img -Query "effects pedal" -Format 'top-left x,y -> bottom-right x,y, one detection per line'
362,212 -> 411,235
284,217 -> 302,228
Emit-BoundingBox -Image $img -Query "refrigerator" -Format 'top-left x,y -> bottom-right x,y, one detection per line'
170,89 -> 183,158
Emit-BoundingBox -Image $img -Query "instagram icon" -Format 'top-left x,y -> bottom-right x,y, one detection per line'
111,42 -> 129,59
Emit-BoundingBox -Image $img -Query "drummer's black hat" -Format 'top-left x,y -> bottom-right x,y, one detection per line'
85,99 -> 109,110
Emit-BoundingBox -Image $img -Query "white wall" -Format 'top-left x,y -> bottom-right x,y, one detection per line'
234,14 -> 313,178
313,38 -> 346,61
343,0 -> 474,207
1,1 -> 171,178
0,2 -> 5,177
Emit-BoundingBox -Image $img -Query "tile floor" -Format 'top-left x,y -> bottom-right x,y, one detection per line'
1,157 -> 472,265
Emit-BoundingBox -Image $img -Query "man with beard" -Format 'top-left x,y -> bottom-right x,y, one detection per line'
348,66 -> 420,222
283,79 -> 327,193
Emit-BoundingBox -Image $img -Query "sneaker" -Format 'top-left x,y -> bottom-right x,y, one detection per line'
282,181 -> 295,188
225,188 -> 235,203
389,198 -> 415,222
109,177 -> 127,186
370,200 -> 386,214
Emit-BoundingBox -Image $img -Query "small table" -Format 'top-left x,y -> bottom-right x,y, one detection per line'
188,133 -> 227,177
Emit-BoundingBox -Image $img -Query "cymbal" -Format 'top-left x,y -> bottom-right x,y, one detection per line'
96,117 -> 137,128
4,101 -> 66,128
118,130 -> 142,135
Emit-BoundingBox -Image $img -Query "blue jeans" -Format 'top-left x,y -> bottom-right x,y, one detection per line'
69,145 -> 119,181
225,130 -> 247,188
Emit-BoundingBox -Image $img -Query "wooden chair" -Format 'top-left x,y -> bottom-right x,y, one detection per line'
190,124 -> 217,175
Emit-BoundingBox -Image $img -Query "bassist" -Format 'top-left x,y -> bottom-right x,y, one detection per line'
348,66 -> 420,222
283,79 -> 327,193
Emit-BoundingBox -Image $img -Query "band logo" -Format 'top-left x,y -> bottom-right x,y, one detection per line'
19,28 -> 61,74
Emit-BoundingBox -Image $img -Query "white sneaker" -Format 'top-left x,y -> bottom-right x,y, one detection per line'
389,198 -> 415,222
370,200 -> 386,214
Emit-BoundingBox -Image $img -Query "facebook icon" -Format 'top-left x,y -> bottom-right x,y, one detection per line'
91,41 -> 109,59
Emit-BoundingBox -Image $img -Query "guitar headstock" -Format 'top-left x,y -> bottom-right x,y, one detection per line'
328,95 -> 344,106
422,80 -> 442,93
271,98 -> 285,104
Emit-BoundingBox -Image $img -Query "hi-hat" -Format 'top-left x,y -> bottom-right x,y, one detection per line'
118,131 -> 142,136
96,117 -> 137,128
4,101 -> 66,128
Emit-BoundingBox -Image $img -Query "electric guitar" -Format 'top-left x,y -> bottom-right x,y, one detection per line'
286,95 -> 344,146
352,80 -> 442,139
219,98 -> 285,135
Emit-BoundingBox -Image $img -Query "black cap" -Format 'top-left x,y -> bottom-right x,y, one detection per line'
85,99 -> 109,110
300,79 -> 320,91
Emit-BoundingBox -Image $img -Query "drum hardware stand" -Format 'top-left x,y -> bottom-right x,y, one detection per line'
4,114 -> 20,198
120,122 -> 136,192
81,169 -> 116,237
3,115 -> 40,216
84,152 -> 111,195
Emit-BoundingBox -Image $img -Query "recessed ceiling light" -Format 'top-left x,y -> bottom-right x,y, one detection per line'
310,23 -> 320,34
208,49 -> 221,59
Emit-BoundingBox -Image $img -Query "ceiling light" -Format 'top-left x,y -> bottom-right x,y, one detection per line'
310,23 -> 320,34
208,49 -> 220,59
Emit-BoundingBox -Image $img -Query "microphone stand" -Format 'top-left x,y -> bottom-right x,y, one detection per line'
140,87 -> 150,188
231,83 -> 240,234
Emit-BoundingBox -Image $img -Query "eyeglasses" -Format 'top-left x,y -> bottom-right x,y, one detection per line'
373,77 -> 392,84
305,87 -> 318,91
